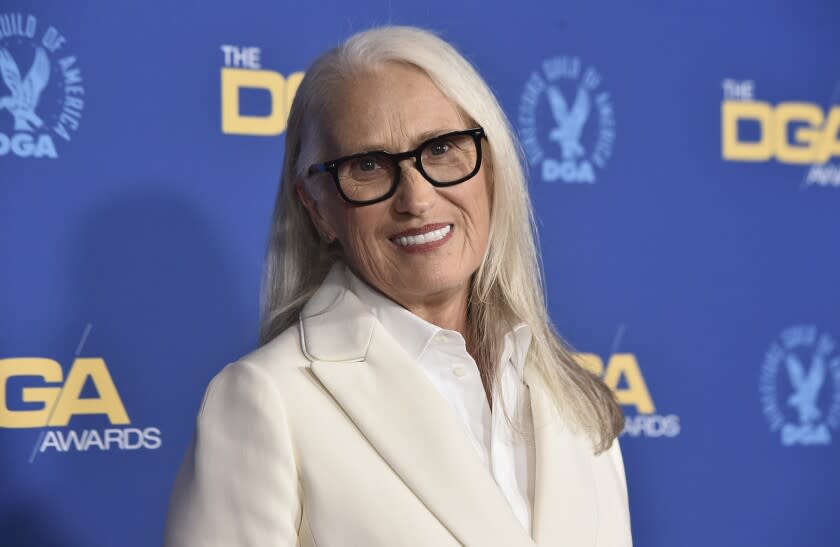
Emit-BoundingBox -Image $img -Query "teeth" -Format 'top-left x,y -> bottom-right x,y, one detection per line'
393,225 -> 451,247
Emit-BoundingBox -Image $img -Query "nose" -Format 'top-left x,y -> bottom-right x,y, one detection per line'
392,157 -> 436,215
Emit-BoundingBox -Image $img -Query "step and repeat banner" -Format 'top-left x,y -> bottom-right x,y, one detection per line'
1,1 -> 838,545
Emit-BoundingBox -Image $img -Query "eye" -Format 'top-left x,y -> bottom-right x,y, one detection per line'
341,154 -> 392,182
429,141 -> 451,156
356,156 -> 379,171
348,155 -> 386,174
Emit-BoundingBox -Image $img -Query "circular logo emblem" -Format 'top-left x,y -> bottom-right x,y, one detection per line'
517,55 -> 615,184
0,13 -> 84,159
759,325 -> 840,446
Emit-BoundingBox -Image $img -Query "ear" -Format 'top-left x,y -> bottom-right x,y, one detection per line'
294,176 -> 337,243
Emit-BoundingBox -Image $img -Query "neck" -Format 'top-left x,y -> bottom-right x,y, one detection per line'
399,285 -> 470,338
345,262 -> 473,340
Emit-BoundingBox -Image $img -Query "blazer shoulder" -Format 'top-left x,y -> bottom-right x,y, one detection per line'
238,321 -> 309,373
166,329 -> 303,546
201,323 -> 309,408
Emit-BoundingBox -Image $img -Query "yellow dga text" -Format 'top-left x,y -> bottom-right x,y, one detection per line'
221,68 -> 304,135
722,101 -> 840,163
0,358 -> 129,428
577,353 -> 655,414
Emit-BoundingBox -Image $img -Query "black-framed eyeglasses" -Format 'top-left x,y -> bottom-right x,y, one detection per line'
307,127 -> 487,206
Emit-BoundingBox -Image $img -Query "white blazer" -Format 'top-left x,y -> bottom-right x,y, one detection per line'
163,263 -> 633,546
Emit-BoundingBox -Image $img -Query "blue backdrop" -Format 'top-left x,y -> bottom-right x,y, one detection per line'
2,1 -> 839,545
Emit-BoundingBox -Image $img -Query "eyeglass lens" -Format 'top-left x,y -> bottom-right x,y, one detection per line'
336,133 -> 479,202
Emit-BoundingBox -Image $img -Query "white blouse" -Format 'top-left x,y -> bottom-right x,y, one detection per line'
345,267 -> 536,534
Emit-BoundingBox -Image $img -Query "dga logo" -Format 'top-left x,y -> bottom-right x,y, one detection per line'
0,13 -> 84,159
721,79 -> 840,187
760,325 -> 840,446
518,56 -> 616,184
578,352 -> 681,438
0,357 -> 162,458
219,44 -> 303,136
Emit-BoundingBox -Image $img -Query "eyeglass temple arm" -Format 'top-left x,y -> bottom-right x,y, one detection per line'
307,163 -> 330,176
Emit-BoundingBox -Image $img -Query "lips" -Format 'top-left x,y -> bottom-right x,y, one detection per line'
388,222 -> 452,240
389,222 -> 454,250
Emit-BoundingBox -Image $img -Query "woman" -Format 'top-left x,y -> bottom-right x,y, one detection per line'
164,25 -> 631,547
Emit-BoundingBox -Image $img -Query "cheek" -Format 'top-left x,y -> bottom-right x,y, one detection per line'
339,208 -> 386,249
452,181 -> 492,253
468,176 -> 492,230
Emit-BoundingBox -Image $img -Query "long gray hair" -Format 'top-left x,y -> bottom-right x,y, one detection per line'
259,25 -> 623,453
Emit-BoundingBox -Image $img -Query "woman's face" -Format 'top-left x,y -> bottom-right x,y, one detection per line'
297,62 -> 492,312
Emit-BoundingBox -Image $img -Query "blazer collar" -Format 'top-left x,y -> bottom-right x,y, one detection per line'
300,261 -> 598,546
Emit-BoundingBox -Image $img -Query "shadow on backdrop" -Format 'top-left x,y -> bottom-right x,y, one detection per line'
4,187 -> 257,547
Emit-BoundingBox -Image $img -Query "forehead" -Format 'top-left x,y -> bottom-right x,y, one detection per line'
321,62 -> 468,156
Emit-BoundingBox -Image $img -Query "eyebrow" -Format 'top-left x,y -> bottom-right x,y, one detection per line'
344,128 -> 463,155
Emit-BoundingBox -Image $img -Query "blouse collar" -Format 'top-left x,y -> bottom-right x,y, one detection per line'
341,262 -> 532,380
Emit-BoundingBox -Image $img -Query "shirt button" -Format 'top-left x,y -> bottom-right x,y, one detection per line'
452,364 -> 466,377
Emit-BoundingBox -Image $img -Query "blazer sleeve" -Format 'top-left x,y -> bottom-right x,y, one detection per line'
607,437 -> 632,536
163,360 -> 302,547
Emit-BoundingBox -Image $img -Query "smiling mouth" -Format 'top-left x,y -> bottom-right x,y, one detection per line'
390,224 -> 453,247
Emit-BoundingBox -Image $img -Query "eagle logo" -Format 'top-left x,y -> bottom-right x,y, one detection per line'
546,85 -> 590,161
786,351 -> 827,425
517,56 -> 614,184
760,325 -> 840,446
0,46 -> 50,132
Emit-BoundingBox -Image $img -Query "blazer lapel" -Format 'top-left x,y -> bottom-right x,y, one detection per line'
526,364 -> 599,546
301,263 -> 535,547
